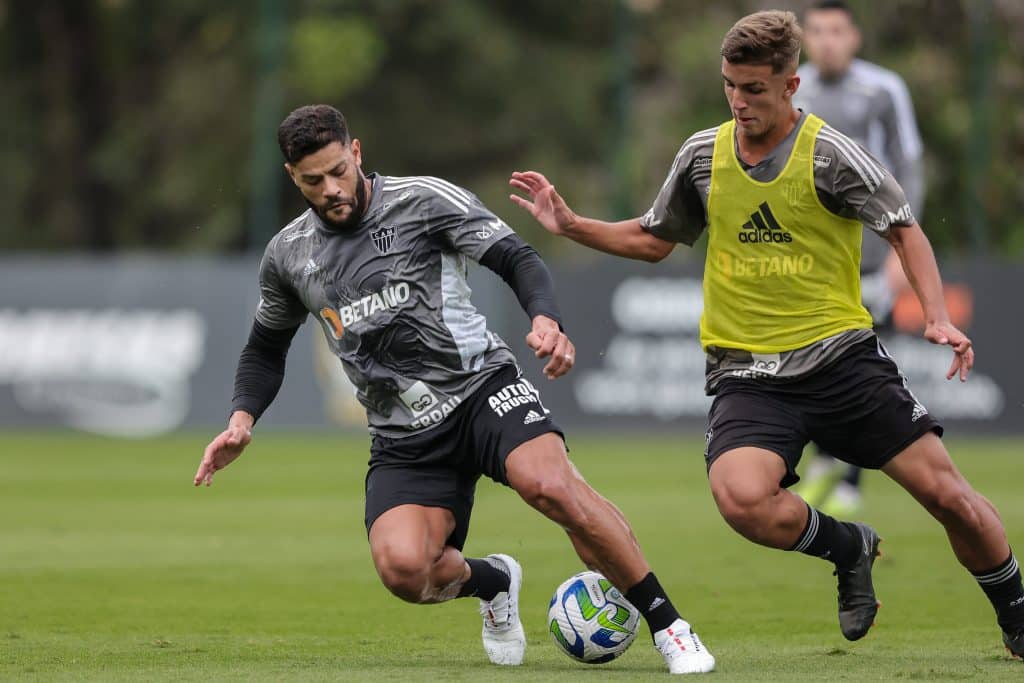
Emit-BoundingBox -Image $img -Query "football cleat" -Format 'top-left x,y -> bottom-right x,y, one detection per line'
1004,629 -> 1024,660
479,554 -> 525,666
653,618 -> 716,674
835,522 -> 882,641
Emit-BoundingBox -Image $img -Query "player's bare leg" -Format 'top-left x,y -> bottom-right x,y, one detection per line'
882,433 -> 1008,569
368,505 -> 525,665
368,505 -> 466,603
505,433 -> 714,674
709,446 -> 881,641
882,432 -> 1024,657
708,447 -> 809,549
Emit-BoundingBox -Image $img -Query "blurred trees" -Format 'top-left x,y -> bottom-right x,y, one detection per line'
0,0 -> 1021,257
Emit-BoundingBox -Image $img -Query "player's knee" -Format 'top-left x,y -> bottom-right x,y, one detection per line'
517,473 -> 584,524
374,548 -> 432,603
920,480 -> 982,528
710,478 -> 774,531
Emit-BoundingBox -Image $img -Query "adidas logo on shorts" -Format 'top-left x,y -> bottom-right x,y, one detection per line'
911,402 -> 928,422
523,410 -> 546,425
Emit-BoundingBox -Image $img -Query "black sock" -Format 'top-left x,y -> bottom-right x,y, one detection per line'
973,553 -> 1024,634
624,572 -> 681,637
457,557 -> 510,600
789,503 -> 860,568
842,465 -> 862,487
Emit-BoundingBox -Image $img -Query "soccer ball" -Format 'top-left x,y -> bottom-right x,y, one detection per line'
547,571 -> 640,664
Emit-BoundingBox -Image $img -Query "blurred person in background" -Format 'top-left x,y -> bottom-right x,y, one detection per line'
792,0 -> 925,518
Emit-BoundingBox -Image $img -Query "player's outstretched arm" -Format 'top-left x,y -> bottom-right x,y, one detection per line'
509,171 -> 674,262
886,222 -> 974,381
194,412 -> 253,486
193,320 -> 299,486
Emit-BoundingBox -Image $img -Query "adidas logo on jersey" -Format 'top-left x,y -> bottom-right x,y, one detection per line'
738,202 -> 793,244
523,410 -> 546,425
302,259 -> 321,276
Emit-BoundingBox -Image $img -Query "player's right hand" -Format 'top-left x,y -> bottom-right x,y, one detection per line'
923,320 -> 974,382
509,171 -> 577,237
194,422 -> 252,487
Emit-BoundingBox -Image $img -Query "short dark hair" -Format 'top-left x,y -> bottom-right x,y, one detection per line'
721,10 -> 803,74
277,105 -> 351,164
805,0 -> 855,22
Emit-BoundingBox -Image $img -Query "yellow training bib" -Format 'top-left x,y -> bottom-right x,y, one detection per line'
701,114 -> 872,353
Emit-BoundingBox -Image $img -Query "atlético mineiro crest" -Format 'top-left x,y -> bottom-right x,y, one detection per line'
370,225 -> 397,254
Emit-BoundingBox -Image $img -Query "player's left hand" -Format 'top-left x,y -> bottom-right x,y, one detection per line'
923,320 -> 974,382
526,315 -> 575,380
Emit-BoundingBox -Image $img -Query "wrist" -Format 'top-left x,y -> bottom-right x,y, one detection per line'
561,212 -> 582,238
228,410 -> 255,432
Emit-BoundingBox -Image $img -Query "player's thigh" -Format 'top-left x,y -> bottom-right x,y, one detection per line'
503,432 -> 577,501
462,365 -> 567,487
708,446 -> 793,511
365,463 -> 477,552
880,431 -> 971,508
368,503 -> 455,563
705,383 -> 808,490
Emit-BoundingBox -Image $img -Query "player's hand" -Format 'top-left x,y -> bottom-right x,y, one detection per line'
526,315 -> 575,380
923,320 -> 974,382
509,171 -> 578,237
194,416 -> 253,487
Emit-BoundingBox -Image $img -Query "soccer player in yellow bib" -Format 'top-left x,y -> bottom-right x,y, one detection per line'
509,9 -> 1024,662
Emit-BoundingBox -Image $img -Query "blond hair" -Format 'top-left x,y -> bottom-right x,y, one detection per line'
721,10 -> 802,74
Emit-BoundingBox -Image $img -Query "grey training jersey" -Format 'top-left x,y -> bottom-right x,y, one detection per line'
640,112 -> 915,392
795,59 -> 924,217
256,173 -> 518,437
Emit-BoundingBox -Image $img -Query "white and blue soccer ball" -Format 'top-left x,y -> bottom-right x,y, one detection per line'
547,570 -> 640,664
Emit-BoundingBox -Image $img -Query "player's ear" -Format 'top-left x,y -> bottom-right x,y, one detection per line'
350,138 -> 362,167
785,74 -> 800,98
284,163 -> 300,188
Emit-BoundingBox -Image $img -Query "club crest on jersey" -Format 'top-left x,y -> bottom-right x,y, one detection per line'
370,225 -> 397,254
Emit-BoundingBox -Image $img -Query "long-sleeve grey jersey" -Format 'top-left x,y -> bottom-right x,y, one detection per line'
795,59 -> 924,218
255,173 -> 519,437
641,112 -> 916,391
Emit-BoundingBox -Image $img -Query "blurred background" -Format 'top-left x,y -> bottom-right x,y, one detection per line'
0,0 -> 1021,437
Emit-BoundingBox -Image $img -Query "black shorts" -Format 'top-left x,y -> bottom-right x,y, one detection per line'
704,336 -> 943,488
364,364 -> 564,550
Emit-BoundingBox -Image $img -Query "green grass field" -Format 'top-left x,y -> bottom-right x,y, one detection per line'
2,431 -> 1023,681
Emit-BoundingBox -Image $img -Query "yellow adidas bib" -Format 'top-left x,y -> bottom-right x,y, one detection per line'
701,114 -> 873,352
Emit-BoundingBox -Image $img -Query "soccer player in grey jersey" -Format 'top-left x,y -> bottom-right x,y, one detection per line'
792,0 -> 927,516
194,105 -> 715,674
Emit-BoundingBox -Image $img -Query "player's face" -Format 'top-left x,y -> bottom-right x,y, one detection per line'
803,9 -> 860,77
286,140 -> 368,231
722,59 -> 799,140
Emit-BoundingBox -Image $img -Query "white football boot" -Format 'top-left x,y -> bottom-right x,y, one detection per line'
653,618 -> 715,674
478,553 -> 526,665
